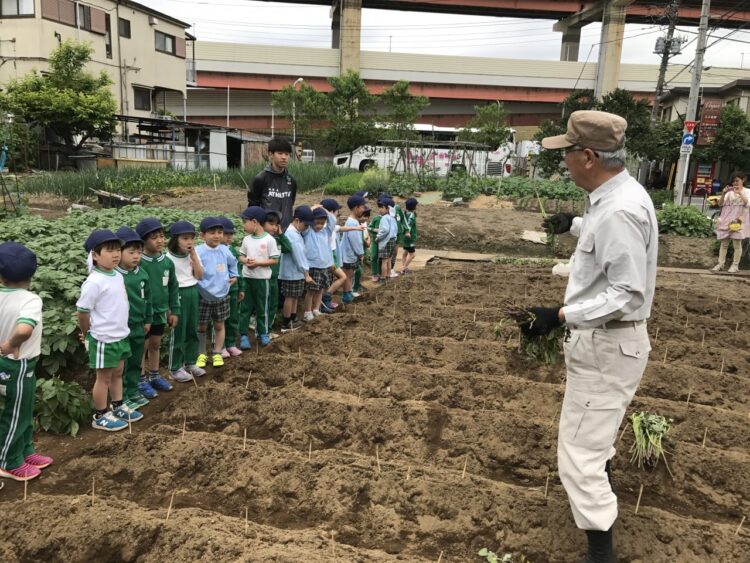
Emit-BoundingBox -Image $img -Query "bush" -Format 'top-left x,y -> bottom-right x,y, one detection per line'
494,177 -> 583,201
35,377 -> 93,437
0,207 -> 239,377
657,204 -> 714,237
441,173 -> 498,201
649,189 -> 673,209
19,163 -> 352,199
388,174 -> 420,197
360,168 -> 390,197
322,173 -> 363,195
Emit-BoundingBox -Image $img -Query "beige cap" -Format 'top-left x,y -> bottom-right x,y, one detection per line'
541,110 -> 627,152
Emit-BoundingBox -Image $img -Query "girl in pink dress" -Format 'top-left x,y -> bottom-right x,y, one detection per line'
713,172 -> 750,273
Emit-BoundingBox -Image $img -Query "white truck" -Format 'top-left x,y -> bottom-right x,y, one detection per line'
333,124 -> 516,177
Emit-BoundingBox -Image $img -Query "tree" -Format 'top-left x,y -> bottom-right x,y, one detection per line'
698,104 -> 750,173
324,71 -> 377,157
0,41 -> 117,152
379,80 -> 429,140
458,102 -> 511,149
271,82 -> 327,144
599,89 -> 652,158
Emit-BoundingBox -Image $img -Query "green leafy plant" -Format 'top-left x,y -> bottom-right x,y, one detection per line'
360,167 -> 391,196
656,204 -> 714,237
630,411 -> 673,477
322,172 -> 364,195
648,189 -> 673,209
500,302 -> 567,364
478,548 -> 530,563
34,377 -> 93,436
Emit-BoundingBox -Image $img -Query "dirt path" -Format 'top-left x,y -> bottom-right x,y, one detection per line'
2,263 -> 749,562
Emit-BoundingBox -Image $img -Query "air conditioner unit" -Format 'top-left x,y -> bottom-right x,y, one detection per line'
148,16 -> 158,26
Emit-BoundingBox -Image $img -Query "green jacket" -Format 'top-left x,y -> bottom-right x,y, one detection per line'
271,233 -> 292,279
116,265 -> 153,327
227,244 -> 243,293
367,215 -> 382,241
405,211 -> 418,245
140,252 -> 181,317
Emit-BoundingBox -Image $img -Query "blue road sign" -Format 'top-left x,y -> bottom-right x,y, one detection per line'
682,133 -> 695,146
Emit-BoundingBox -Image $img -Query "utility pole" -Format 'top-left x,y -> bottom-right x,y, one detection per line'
674,0 -> 711,205
651,1 -> 681,122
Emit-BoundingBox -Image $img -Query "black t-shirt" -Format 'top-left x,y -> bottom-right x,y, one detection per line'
247,165 -> 298,230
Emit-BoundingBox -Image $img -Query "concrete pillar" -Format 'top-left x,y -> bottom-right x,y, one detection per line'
339,0 -> 362,74
331,3 -> 340,49
560,26 -> 582,62
594,1 -> 627,98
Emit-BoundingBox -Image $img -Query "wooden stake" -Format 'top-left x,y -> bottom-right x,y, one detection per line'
301,372 -> 305,387
654,327 -> 660,342
701,330 -> 705,348
375,295 -> 379,305
245,507 -> 249,536
473,309 -> 477,322
128,415 -> 132,435
181,415 -> 186,438
736,321 -> 740,333
635,484 -> 644,514
375,445 -> 381,473
243,428 -> 247,451
702,427 -> 708,448
462,329 -> 469,342
406,465 -> 411,481
544,474 -> 550,498
684,315 -> 689,328
461,456 -> 468,479
245,371 -> 253,389
720,356 -> 725,376
23,479 -> 27,502
298,348 -> 302,358
308,439 -> 312,461
409,323 -> 412,338
618,425 -> 628,443
662,347 -> 668,367
192,373 -> 198,388
91,476 -> 95,506
437,550 -> 444,563
166,490 -> 176,520
685,389 -> 691,408
736,515 -> 746,536
346,348 -> 353,361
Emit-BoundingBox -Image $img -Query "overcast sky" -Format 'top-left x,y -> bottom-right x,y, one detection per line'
151,0 -> 747,70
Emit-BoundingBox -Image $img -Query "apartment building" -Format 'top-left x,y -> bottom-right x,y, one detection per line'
0,0 -> 194,120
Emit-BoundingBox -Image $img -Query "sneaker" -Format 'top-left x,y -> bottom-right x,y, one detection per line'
186,364 -> 206,377
24,453 -> 53,469
312,309 -> 324,317
342,292 -> 354,305
170,368 -> 194,383
371,276 -> 380,282
712,263 -> 723,272
239,335 -> 252,350
259,334 -> 271,347
281,320 -> 301,333
351,291 -> 361,298
728,265 -> 739,273
195,353 -> 208,368
220,348 -> 231,359
124,399 -> 142,411
112,403 -> 144,422
270,332 -> 280,340
150,375 -> 173,392
131,394 -> 150,409
212,353 -> 224,367
320,302 -> 335,314
0,462 -> 41,481
92,412 -> 128,432
390,271 -> 399,278
138,379 -> 158,399
226,346 -> 243,357
303,311 -> 315,322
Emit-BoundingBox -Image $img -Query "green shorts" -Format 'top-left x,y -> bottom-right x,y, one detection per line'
87,335 -> 131,370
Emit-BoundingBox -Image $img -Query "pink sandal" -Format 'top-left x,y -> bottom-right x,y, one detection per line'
0,462 -> 42,481
25,453 -> 54,469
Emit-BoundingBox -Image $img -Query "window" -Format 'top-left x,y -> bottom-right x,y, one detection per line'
155,30 -> 175,55
118,17 -> 130,38
1,0 -> 34,16
75,2 -> 105,34
41,0 -> 75,25
133,87 -> 152,111
77,3 -> 90,30
105,14 -> 112,59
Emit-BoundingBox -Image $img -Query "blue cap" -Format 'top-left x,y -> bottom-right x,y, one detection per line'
217,217 -> 235,234
115,226 -> 143,246
378,197 -> 394,208
405,197 -> 418,210
320,198 -> 341,212
199,216 -> 224,233
135,218 -> 163,240
169,220 -> 196,237
312,207 -> 328,219
0,242 -> 37,282
293,205 -> 314,226
347,195 -> 366,209
240,206 -> 267,223
85,229 -> 121,253
362,207 -> 372,216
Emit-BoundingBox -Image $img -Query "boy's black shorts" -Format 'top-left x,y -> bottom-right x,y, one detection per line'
147,323 -> 165,337
403,246 -> 416,254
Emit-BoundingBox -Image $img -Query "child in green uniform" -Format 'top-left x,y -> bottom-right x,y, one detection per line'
0,242 -> 53,482
135,218 -> 181,397
166,220 -> 204,380
263,210 -> 291,336
77,230 -> 143,432
115,227 -> 153,411
400,197 -> 419,274
219,217 -> 244,356
368,211 -> 382,281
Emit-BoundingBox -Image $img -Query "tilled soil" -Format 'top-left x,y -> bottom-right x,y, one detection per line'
2,263 -> 749,562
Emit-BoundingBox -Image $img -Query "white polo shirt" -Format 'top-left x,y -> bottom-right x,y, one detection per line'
76,269 -> 130,343
0,288 -> 43,360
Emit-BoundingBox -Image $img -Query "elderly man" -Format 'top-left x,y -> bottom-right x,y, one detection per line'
523,111 -> 658,562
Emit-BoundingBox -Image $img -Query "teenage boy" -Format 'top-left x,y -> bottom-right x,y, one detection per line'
339,195 -> 367,304
195,217 -> 239,368
279,205 -> 315,332
248,138 -> 298,230
0,242 -> 52,481
238,206 -> 280,348
77,230 -> 143,431
115,227 -> 153,411
135,218 -> 181,397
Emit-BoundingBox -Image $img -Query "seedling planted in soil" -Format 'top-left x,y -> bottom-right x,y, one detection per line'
478,548 -> 530,563
629,411 -> 674,478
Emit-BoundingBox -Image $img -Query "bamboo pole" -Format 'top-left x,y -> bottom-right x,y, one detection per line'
654,327 -> 659,342
437,550 -> 444,563
462,329 -> 469,342
701,330 -> 705,348
662,347 -> 668,367
720,356 -> 725,376
736,515 -> 746,536
166,490 -> 176,520
461,456 -> 468,479
91,476 -> 95,506
23,480 -> 27,502
406,465 -> 411,481
245,371 -> 253,389
685,389 -> 691,408
245,507 -> 249,536
192,373 -> 198,388
243,428 -> 247,451
635,484 -> 644,514
308,439 -> 312,461
473,309 -> 477,322
736,321 -> 740,333
182,415 -> 186,439
702,427 -> 708,448
375,445 -> 381,473
544,474 -> 550,498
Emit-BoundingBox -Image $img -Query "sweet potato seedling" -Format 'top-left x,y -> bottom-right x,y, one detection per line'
629,411 -> 674,478
478,548 -> 530,563
500,302 -> 567,364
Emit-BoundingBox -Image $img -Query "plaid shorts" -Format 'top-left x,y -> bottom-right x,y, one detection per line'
281,278 -> 307,298
342,258 -> 360,271
379,239 -> 396,259
309,268 -> 331,291
199,296 -> 230,323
